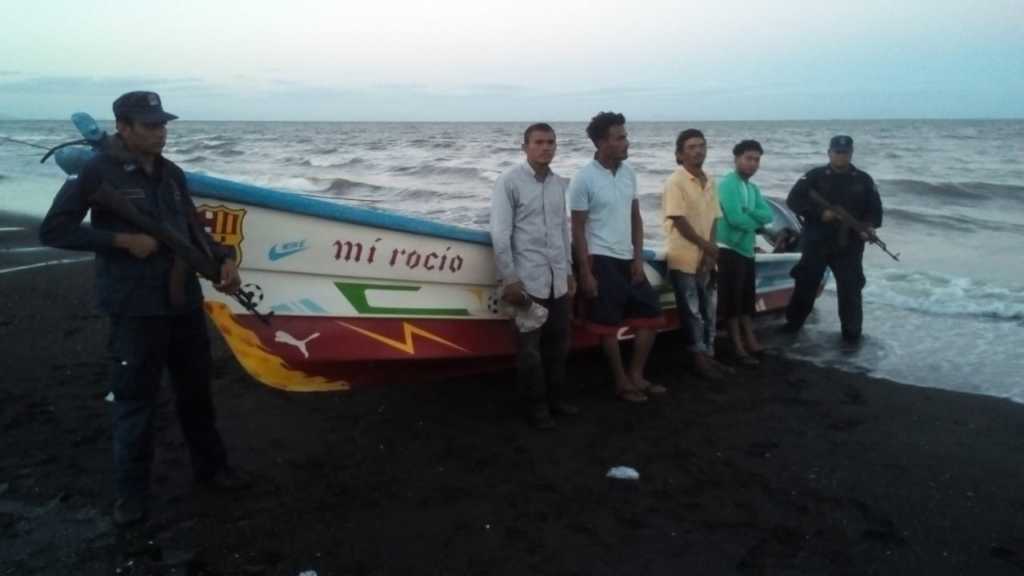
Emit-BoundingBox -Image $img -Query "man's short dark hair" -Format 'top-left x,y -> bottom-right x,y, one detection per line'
523,123 -> 555,145
733,139 -> 764,157
586,112 -> 626,147
675,129 -> 705,154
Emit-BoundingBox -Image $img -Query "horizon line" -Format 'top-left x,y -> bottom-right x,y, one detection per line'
3,115 -> 1023,124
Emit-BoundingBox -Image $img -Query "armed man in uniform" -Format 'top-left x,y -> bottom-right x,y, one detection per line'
781,135 -> 884,343
40,91 -> 249,527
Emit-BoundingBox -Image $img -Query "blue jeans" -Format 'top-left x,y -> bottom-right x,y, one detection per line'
670,270 -> 717,354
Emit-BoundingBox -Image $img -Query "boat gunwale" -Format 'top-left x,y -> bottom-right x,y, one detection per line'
186,172 -> 803,265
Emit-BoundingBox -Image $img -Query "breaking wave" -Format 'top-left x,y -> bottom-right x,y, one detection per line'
860,269 -> 1024,322
882,179 -> 1024,206
883,208 -> 1024,235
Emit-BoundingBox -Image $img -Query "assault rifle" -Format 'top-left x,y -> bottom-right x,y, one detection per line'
807,189 -> 900,261
91,184 -> 273,324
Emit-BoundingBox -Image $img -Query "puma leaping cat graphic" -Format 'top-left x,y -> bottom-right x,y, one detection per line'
274,330 -> 320,359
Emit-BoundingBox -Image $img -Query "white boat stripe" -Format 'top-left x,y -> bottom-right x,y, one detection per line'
0,257 -> 91,275
0,227 -> 26,232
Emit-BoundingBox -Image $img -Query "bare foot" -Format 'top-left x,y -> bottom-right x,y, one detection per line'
615,376 -> 649,403
631,374 -> 667,396
745,340 -> 765,356
709,356 -> 736,375
615,387 -> 648,403
693,355 -> 724,381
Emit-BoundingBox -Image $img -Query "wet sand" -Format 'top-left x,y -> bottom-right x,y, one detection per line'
3,210 -> 1024,575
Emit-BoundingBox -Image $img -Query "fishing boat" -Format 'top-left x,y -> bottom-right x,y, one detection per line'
51,113 -> 812,392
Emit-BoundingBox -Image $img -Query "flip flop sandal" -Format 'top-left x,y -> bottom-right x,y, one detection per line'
641,383 -> 669,395
616,388 -> 648,403
736,354 -> 760,367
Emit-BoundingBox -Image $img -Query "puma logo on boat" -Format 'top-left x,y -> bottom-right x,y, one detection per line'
268,239 -> 308,261
274,330 -> 320,359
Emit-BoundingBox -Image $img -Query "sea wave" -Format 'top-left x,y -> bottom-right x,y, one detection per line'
880,206 -> 1024,233
315,177 -> 385,195
859,269 -> 1024,322
882,179 -> 1024,206
390,164 -> 496,181
883,207 -> 1024,235
298,156 -> 367,169
172,140 -> 242,155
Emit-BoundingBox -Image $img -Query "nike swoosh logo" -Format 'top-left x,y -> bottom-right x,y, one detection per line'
268,243 -> 308,261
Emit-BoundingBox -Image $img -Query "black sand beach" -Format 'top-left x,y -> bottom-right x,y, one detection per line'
3,211 -> 1024,575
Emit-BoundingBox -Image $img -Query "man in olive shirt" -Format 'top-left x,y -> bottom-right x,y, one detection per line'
490,123 -> 577,429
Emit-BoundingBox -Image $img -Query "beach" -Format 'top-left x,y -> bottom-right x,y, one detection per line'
3,210 -> 1024,575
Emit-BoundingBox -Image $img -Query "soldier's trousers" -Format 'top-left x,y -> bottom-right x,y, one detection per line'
107,308 -> 227,500
785,246 -> 866,339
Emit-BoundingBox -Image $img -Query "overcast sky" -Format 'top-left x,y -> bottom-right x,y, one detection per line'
1,0 -> 1021,121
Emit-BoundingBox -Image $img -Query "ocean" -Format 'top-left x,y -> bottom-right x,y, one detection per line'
2,118 -> 1022,401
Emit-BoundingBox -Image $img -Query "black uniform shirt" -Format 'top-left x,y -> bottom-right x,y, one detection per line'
786,163 -> 883,253
40,138 -> 232,316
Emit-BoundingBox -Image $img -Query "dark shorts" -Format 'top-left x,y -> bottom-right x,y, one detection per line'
717,248 -> 756,319
583,255 -> 663,334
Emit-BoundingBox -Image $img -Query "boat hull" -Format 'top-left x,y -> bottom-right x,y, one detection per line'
189,181 -> 801,392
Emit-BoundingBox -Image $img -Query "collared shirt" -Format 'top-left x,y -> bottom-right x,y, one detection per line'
662,166 -> 722,273
567,159 -> 637,260
489,162 -> 572,299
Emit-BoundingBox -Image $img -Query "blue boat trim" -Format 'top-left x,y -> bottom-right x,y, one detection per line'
188,172 -> 493,246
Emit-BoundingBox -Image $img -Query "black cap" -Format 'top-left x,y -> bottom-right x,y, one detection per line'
112,91 -> 178,123
829,134 -> 853,152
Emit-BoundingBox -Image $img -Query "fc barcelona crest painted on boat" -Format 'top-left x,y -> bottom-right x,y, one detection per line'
198,204 -> 247,265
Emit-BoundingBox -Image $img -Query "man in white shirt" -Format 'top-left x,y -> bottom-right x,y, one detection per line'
569,112 -> 665,404
490,123 -> 577,429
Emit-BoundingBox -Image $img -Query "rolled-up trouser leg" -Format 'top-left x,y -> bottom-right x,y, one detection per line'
697,272 -> 717,355
670,271 -> 707,353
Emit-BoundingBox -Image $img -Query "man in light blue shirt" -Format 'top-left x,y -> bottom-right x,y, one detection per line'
569,112 -> 664,403
491,123 -> 577,429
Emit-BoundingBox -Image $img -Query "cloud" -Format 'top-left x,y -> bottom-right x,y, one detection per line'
0,74 -> 213,95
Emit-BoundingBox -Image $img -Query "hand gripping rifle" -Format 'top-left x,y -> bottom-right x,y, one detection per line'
807,189 -> 900,261
91,184 -> 273,324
